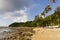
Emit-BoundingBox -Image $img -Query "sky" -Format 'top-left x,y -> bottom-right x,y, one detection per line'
0,0 -> 60,26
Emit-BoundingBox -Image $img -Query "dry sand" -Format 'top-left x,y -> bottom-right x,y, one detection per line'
32,28 -> 60,40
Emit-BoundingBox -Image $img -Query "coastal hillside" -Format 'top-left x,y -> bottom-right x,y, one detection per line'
9,7 -> 60,27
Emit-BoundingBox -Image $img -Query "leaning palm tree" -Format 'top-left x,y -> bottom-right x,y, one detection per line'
43,5 -> 51,26
44,5 -> 51,13
41,5 -> 51,18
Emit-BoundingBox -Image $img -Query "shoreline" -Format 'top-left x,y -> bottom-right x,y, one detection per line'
1,27 -> 60,40
0,27 -> 35,40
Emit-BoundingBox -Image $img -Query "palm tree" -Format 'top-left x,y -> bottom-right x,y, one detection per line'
55,7 -> 60,12
55,7 -> 60,25
44,5 -> 51,13
41,5 -> 51,18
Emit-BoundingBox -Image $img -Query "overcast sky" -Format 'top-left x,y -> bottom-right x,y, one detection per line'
0,0 -> 60,26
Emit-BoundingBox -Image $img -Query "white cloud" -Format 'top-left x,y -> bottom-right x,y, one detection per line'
3,8 -> 28,22
14,16 -> 28,22
13,8 -> 28,22
0,0 -> 33,22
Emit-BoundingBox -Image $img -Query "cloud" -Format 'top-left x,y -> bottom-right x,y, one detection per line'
13,10 -> 28,22
0,0 -> 33,22
2,8 -> 28,22
0,0 -> 32,12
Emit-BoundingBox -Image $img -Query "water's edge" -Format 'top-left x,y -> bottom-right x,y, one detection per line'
0,27 -> 35,40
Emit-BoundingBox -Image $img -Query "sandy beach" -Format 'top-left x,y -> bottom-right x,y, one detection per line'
32,28 -> 60,40
1,27 -> 60,40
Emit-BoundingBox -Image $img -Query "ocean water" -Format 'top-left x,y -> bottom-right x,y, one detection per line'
0,27 -> 20,33
0,27 -> 20,39
0,27 -> 11,33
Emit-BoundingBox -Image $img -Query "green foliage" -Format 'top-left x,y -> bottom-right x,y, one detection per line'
41,5 -> 51,18
9,21 -> 34,27
23,21 -> 33,27
44,5 -> 51,13
33,15 -> 43,27
55,7 -> 60,13
9,22 -> 25,27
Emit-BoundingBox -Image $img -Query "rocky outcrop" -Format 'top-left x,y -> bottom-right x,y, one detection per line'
0,27 -> 35,40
